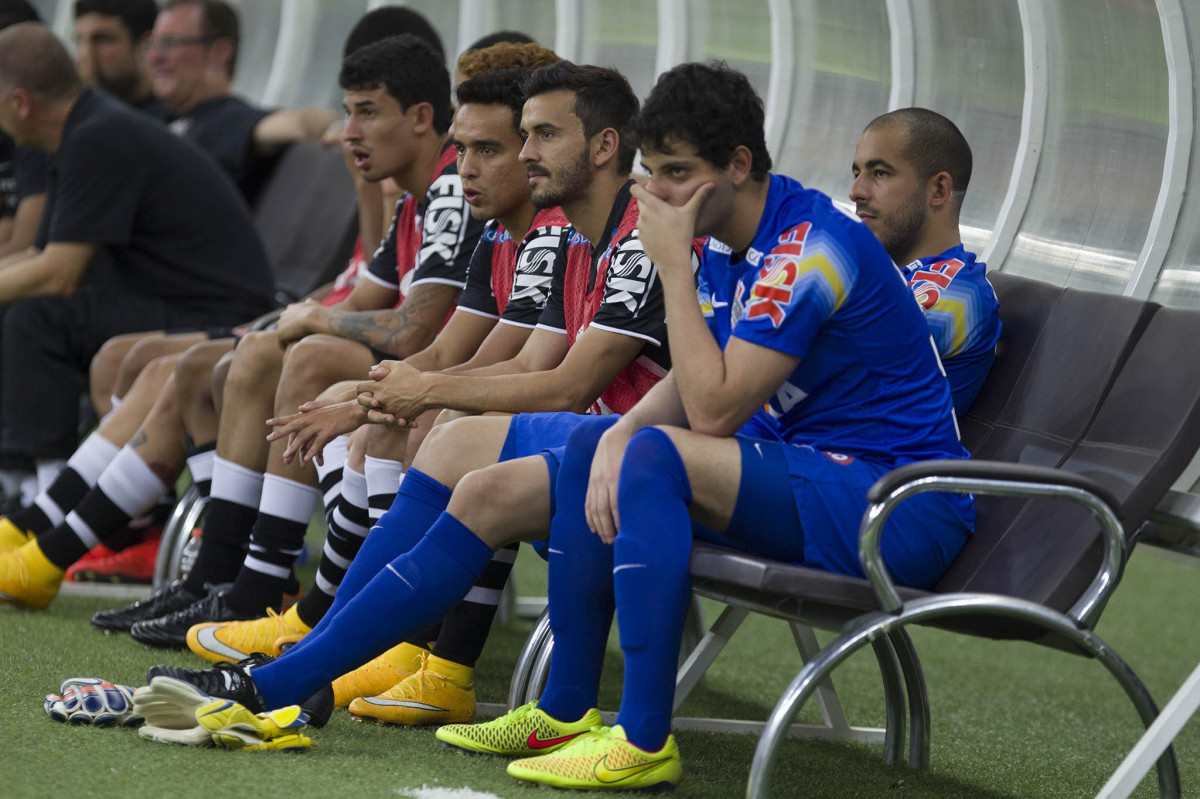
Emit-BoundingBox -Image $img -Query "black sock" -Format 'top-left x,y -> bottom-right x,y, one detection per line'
182,497 -> 255,594
430,543 -> 519,668
224,513 -> 308,616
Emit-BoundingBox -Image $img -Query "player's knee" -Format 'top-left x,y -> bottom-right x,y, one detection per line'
225,331 -> 281,392
447,466 -> 520,546
279,336 -> 355,391
176,340 -> 232,404
176,346 -> 213,398
141,352 -> 181,382
124,336 -> 177,372
430,408 -> 467,429
115,344 -> 175,398
619,427 -> 692,508
561,416 -> 621,473
91,333 -> 145,382
210,351 -> 235,410
412,416 -> 499,487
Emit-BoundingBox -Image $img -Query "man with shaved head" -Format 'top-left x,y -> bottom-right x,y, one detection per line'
0,22 -> 273,602
850,107 -> 1000,413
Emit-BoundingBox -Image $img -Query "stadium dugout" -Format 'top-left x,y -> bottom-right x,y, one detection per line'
10,2 -> 1200,798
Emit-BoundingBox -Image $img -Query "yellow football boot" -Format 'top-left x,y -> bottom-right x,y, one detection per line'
0,517 -> 35,552
187,605 -> 311,664
435,700 -> 602,757
331,641 -> 425,707
349,652 -> 475,726
0,539 -> 63,609
507,724 -> 682,791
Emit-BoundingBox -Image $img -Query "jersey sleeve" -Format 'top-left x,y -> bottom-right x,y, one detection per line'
909,259 -> 1001,360
409,172 -> 484,289
534,248 -> 569,333
501,225 -> 566,328
456,231 -> 499,318
363,198 -> 404,290
45,133 -> 144,246
588,231 -> 672,346
733,222 -> 859,358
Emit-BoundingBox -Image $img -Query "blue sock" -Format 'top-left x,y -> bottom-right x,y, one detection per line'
252,512 -> 494,708
285,468 -> 450,656
612,428 -> 694,752
537,417 -> 619,723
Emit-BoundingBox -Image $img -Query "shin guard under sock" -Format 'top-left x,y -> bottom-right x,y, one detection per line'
252,512 -> 493,708
611,428 -> 694,753
538,418 -> 619,723
287,467 -> 451,653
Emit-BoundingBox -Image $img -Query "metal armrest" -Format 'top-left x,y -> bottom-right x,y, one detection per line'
858,458 -> 1126,629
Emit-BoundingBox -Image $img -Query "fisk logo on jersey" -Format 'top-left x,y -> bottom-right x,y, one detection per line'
419,174 -> 467,264
602,238 -> 655,315
510,230 -> 560,305
746,223 -> 812,327
908,258 -> 964,309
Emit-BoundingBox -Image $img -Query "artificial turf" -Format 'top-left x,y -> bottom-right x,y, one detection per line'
0,545 -> 1195,798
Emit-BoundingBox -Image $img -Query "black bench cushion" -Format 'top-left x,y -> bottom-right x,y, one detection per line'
253,140 -> 359,304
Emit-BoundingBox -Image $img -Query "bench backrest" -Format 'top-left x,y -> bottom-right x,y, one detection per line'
937,275 -> 1200,616
252,140 -> 359,305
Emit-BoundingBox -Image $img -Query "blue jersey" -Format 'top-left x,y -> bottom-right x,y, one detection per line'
699,174 -> 966,466
902,245 -> 1001,415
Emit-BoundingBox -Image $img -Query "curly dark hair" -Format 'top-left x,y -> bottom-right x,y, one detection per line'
455,68 -> 534,135
339,33 -> 452,135
342,6 -> 442,61
521,61 -> 638,174
638,61 -> 771,180
866,108 -> 972,200
74,0 -> 158,40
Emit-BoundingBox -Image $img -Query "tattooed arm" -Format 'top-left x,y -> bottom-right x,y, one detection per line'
319,282 -> 462,358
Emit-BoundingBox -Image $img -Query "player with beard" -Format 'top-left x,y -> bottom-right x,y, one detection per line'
141,61 -> 698,741
429,62 -> 974,792
73,0 -> 166,117
851,108 -> 1000,413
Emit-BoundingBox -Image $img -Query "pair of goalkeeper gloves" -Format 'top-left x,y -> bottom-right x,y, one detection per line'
44,677 -> 312,751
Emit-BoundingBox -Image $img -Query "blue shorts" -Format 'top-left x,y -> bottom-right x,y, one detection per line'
500,411 -> 597,462
501,411 -> 610,560
778,444 -> 971,589
699,436 -> 971,590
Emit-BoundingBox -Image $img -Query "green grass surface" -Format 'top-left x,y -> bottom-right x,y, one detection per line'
1,546 -> 1196,798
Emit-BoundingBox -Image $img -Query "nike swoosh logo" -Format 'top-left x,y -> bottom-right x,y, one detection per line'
194,626 -> 251,662
359,698 -> 447,711
526,730 -> 582,750
593,753 -> 672,783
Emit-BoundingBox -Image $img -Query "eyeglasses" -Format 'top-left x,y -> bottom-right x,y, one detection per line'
147,35 -> 213,51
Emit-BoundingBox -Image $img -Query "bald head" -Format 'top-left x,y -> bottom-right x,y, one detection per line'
865,108 -> 971,207
0,22 -> 83,101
